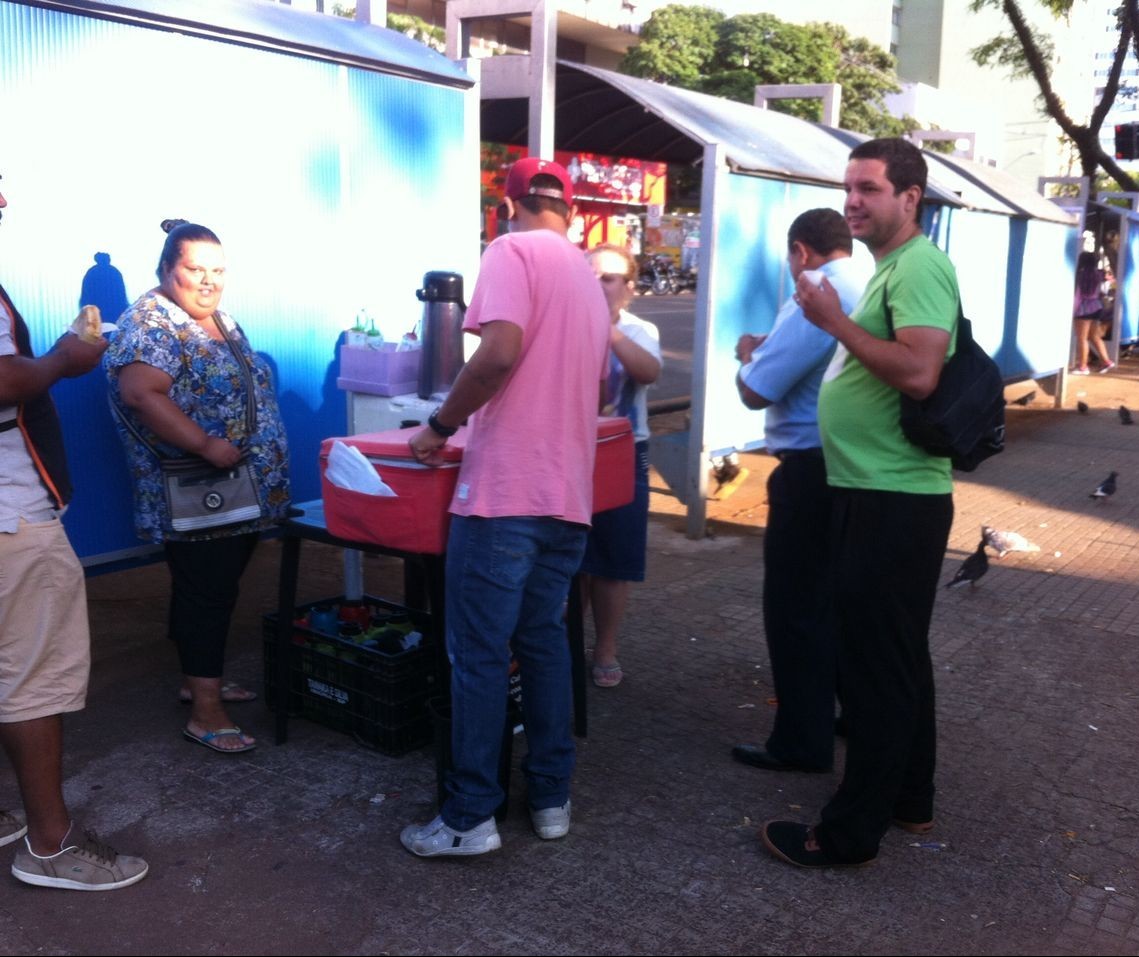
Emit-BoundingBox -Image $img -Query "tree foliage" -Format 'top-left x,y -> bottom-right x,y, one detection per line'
822,24 -> 908,137
331,5 -> 446,51
386,12 -> 446,52
619,4 -> 724,87
970,0 -> 1139,192
618,5 -> 911,138
715,14 -> 837,92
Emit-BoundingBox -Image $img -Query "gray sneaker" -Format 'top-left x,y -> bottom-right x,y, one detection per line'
12,828 -> 149,891
530,800 -> 571,840
0,810 -> 27,849
400,815 -> 501,857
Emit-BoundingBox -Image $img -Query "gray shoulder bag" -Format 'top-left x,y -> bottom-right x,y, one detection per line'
109,317 -> 266,533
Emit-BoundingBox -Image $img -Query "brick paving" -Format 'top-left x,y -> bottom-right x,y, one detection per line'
1,361 -> 1138,955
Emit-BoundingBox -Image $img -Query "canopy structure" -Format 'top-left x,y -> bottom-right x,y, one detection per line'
484,62 -> 1079,536
484,62 -> 1075,224
20,0 -> 474,86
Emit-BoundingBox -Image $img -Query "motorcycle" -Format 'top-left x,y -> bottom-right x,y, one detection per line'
675,263 -> 698,293
636,254 -> 680,296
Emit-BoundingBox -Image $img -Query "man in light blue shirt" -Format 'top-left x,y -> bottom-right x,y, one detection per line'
731,208 -> 869,773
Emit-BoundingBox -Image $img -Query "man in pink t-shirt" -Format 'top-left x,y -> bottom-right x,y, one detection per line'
402,158 -> 610,857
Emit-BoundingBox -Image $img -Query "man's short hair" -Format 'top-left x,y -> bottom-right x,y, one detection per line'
514,174 -> 570,217
849,137 -> 927,224
787,208 -> 852,257
503,157 -> 573,218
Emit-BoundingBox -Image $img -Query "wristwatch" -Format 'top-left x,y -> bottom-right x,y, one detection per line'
427,409 -> 458,438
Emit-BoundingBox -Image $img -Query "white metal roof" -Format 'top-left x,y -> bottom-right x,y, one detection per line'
483,61 -> 1076,224
18,0 -> 474,86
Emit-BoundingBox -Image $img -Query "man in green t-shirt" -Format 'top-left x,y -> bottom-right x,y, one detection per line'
760,138 -> 958,869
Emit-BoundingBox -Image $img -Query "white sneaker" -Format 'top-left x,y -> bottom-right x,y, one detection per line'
11,827 -> 148,891
399,815 -> 501,857
530,800 -> 571,840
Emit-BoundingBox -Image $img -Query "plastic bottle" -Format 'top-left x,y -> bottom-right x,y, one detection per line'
366,318 -> 385,350
396,323 -> 420,352
308,603 -> 338,635
338,599 -> 371,627
346,308 -> 369,348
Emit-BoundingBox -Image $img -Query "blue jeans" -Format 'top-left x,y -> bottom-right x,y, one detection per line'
443,515 -> 587,831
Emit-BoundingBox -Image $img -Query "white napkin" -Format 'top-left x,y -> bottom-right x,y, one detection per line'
326,440 -> 397,497
799,268 -> 826,289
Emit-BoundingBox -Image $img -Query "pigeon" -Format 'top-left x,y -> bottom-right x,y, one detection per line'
1011,390 -> 1035,406
1091,471 -> 1118,500
1120,406 -> 1133,425
711,456 -> 740,493
946,540 -> 989,589
1077,401 -> 1089,415
709,454 -> 749,499
981,525 -> 1041,558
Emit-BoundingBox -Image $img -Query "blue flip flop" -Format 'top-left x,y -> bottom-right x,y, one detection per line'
182,726 -> 256,754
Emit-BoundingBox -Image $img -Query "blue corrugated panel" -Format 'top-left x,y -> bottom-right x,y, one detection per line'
1,0 -> 478,561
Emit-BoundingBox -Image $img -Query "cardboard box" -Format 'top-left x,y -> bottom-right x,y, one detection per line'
320,417 -> 634,554
337,343 -> 420,397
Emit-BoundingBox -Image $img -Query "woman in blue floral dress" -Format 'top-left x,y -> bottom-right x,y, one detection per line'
104,220 -> 290,753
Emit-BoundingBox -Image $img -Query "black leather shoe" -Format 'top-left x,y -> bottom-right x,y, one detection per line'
731,744 -> 830,773
760,821 -> 874,869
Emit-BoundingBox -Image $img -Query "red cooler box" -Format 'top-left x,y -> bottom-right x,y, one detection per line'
320,417 -> 634,554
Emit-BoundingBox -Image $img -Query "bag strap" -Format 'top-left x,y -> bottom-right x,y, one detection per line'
880,266 -> 968,348
107,391 -> 176,463
108,312 -> 258,463
214,315 -> 259,438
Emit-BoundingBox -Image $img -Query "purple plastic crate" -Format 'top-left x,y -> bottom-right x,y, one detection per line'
337,343 -> 420,396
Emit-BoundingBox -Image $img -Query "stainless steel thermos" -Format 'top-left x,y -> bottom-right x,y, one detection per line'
416,271 -> 465,400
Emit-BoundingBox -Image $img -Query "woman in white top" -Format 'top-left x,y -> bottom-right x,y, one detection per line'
579,244 -> 663,687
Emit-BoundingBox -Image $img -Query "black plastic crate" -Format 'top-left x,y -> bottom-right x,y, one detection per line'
263,594 -> 440,755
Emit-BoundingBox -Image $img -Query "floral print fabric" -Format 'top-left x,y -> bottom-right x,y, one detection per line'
104,291 -> 290,543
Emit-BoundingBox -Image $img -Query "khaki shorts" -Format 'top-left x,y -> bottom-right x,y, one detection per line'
0,517 -> 89,722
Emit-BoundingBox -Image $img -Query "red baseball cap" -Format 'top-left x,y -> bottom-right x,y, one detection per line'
503,157 -> 574,205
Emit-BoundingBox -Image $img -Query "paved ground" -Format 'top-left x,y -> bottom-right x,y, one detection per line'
3,360 -> 1139,955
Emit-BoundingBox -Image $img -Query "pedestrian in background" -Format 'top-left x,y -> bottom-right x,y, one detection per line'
579,242 -> 662,689
762,138 -> 959,868
105,220 -> 291,754
0,179 -> 148,890
732,208 -> 868,774
402,158 -> 610,857
1072,249 -> 1113,375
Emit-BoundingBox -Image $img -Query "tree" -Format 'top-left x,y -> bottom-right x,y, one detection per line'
715,14 -> 838,104
970,0 -> 1139,191
619,4 -> 724,89
823,25 -> 910,139
619,6 -> 912,138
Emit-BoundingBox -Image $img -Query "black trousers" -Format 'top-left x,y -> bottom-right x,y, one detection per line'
815,488 -> 953,864
164,533 -> 260,678
762,451 -> 836,769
